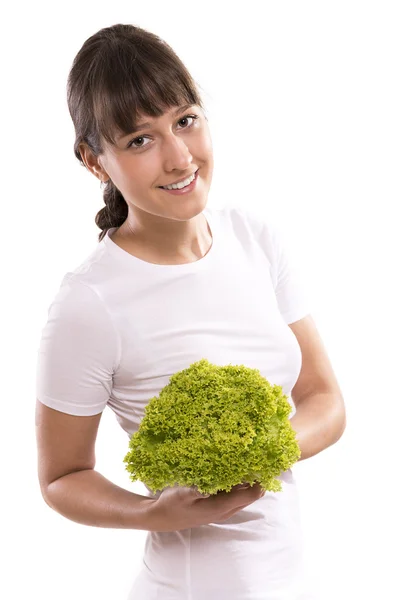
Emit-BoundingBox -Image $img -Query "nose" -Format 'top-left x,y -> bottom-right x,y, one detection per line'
162,133 -> 193,173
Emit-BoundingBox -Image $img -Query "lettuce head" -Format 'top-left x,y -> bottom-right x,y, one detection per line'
123,359 -> 300,496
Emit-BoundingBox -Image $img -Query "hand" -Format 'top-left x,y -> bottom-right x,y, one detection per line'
146,482 -> 266,532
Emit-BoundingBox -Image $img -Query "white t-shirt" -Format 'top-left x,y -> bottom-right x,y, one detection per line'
36,205 -> 316,600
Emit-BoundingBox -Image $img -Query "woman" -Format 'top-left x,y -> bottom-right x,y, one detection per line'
36,23 -> 345,599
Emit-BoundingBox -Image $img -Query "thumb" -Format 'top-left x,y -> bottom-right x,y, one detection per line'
191,486 -> 210,498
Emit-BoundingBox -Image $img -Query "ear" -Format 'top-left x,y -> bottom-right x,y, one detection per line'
78,142 -> 109,183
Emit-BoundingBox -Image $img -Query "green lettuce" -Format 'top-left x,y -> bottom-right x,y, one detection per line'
123,359 -> 300,495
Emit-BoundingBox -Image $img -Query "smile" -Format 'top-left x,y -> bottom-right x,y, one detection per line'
158,169 -> 199,195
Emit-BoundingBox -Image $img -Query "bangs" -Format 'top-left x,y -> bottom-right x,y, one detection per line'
90,39 -> 202,148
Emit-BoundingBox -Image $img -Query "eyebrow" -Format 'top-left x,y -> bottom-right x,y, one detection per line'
118,104 -> 195,140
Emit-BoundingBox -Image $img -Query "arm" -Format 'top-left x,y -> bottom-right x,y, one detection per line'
290,392 -> 346,462
36,400 -> 153,530
287,315 -> 347,462
36,401 -> 267,533
44,469 -> 153,530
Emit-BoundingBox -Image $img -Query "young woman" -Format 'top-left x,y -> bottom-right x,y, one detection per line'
36,23 -> 345,600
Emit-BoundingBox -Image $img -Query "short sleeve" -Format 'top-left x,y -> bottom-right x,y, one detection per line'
242,207 -> 313,325
36,276 -> 120,416
267,220 -> 312,325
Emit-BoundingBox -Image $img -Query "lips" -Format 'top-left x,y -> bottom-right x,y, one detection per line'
158,168 -> 199,188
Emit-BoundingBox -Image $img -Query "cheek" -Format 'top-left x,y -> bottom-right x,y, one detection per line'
107,156 -> 133,183
119,157 -> 155,187
196,130 -> 213,163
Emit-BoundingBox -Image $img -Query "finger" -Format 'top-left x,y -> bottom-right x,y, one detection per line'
212,501 -> 250,523
190,485 -> 211,499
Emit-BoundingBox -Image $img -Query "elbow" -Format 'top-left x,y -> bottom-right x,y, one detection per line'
39,475 -> 60,511
335,403 -> 347,442
40,484 -> 54,510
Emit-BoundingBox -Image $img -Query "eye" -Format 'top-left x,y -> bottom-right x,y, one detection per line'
127,135 -> 150,150
177,114 -> 199,129
127,114 -> 199,150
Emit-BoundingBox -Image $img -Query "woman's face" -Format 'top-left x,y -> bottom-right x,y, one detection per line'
86,103 -> 214,225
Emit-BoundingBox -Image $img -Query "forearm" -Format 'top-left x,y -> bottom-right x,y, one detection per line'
43,469 -> 153,530
290,392 -> 346,461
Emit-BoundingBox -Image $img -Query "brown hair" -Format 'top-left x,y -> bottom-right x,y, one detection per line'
66,23 -> 206,242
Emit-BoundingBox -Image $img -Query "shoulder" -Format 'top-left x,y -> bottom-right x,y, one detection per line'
45,275 -> 110,329
212,205 -> 277,240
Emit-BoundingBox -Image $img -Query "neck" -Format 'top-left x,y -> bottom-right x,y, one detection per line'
111,210 -> 212,263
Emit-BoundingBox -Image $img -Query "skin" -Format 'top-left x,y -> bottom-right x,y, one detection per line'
79,104 -> 214,264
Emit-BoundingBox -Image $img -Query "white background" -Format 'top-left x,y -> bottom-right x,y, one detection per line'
1,1 -> 399,599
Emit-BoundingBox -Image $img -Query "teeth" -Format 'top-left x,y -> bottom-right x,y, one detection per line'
162,172 -> 196,190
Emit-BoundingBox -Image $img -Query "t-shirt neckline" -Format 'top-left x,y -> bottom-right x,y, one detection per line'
102,207 -> 216,271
